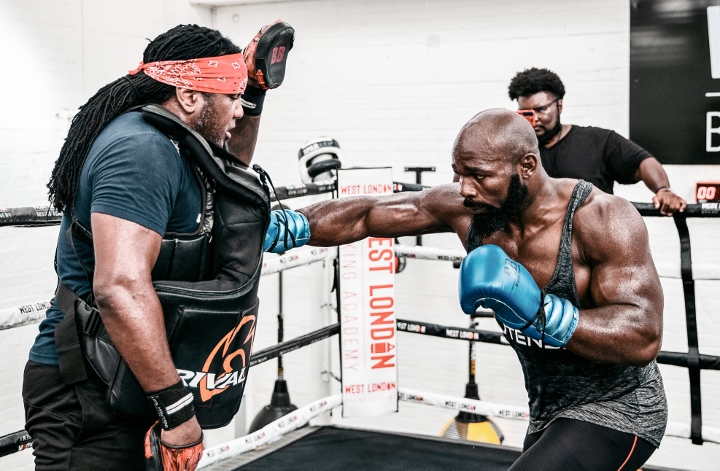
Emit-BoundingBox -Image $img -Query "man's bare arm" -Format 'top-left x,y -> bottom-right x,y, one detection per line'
566,196 -> 664,366
91,213 -> 201,445
298,183 -> 469,247
226,114 -> 262,167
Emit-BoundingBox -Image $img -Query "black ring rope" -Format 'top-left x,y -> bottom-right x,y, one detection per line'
0,181 -> 429,227
249,323 -> 340,367
3,191 -> 719,228
0,430 -> 32,458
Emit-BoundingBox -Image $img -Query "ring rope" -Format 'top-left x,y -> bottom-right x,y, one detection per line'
195,386 -> 720,469
0,181 -> 430,228
249,323 -> 339,367
197,394 -> 343,468
0,430 -> 32,458
0,246 -> 331,330
0,243 -> 468,331
3,189 -> 720,228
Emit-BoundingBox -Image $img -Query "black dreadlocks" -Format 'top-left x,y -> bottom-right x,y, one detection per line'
507,67 -> 566,101
47,24 -> 241,212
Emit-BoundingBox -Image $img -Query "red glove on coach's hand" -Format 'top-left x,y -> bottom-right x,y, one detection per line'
145,421 -> 204,471
243,19 -> 295,90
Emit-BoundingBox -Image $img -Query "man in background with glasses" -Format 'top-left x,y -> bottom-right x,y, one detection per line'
508,67 -> 686,215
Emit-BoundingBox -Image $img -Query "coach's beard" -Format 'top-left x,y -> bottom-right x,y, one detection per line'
537,118 -> 562,146
465,174 -> 529,252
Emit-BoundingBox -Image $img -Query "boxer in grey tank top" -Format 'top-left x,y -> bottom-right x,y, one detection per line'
298,109 -> 668,469
469,180 -> 668,448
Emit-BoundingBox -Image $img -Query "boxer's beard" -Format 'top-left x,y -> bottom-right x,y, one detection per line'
465,174 -> 529,252
537,118 -> 562,146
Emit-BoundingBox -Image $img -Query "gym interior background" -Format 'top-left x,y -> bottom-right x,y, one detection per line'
1,0 -> 719,469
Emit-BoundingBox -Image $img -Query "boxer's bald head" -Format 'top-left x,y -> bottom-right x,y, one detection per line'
453,108 -> 539,165
452,108 -> 542,243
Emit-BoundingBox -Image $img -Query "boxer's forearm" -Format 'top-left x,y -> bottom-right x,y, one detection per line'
565,304 -> 662,367
300,192 -> 449,246
299,196 -> 392,246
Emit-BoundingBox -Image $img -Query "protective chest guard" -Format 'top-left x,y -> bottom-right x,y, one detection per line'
55,105 -> 271,429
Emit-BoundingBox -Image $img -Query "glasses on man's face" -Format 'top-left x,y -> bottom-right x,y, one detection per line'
526,98 -> 559,115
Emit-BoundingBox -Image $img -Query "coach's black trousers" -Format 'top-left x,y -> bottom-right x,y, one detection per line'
22,360 -> 151,471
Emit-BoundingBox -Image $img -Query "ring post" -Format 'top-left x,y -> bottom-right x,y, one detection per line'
337,168 -> 399,418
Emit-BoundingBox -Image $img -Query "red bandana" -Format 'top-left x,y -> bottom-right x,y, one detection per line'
129,53 -> 247,95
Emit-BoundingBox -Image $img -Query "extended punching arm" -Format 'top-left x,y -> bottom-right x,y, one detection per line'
298,184 -> 467,247
458,244 -> 579,348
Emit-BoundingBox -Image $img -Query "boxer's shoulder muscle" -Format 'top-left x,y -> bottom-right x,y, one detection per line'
421,183 -> 472,235
572,189 -> 650,265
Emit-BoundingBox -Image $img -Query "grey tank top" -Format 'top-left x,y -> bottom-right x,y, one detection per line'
490,181 -> 667,446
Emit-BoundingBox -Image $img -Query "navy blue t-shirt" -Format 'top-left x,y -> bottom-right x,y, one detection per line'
29,112 -> 202,365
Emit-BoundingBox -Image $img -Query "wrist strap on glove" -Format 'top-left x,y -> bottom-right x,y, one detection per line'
145,421 -> 204,471
241,86 -> 267,116
516,289 -> 552,348
147,380 -> 195,431
517,289 -> 545,332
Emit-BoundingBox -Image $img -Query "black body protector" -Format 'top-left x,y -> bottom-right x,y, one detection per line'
54,104 -> 271,428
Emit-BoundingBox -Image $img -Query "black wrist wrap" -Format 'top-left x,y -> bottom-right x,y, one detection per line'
241,86 -> 267,116
147,380 -> 195,430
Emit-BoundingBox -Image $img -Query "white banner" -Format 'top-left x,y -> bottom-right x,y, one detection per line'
338,168 -> 398,417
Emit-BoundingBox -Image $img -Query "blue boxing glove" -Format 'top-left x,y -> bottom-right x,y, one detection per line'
458,244 -> 579,347
264,209 -> 310,253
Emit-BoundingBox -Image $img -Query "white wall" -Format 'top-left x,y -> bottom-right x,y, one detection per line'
0,0 -> 719,470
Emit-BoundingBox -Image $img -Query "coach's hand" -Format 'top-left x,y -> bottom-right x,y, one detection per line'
459,244 -> 579,347
653,188 -> 686,216
145,418 -> 204,471
243,19 -> 295,90
264,209 -> 310,253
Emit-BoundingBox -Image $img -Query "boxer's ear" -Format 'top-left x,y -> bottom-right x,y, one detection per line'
518,152 -> 538,179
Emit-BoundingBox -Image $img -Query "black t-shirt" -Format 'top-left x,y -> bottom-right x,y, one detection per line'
539,125 -> 650,194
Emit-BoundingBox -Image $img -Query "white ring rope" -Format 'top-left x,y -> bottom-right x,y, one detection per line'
193,388 -> 720,468
260,246 -> 330,276
0,301 -> 51,331
0,246 -> 332,330
5,240 -> 716,330
197,394 -> 342,468
398,387 -> 529,419
398,388 -> 720,444
394,244 -> 466,262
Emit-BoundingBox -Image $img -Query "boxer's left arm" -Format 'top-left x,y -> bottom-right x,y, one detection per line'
565,195 -> 664,366
299,183 -> 467,246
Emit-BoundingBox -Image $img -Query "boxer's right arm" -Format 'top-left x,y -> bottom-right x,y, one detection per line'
298,183 -> 463,246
